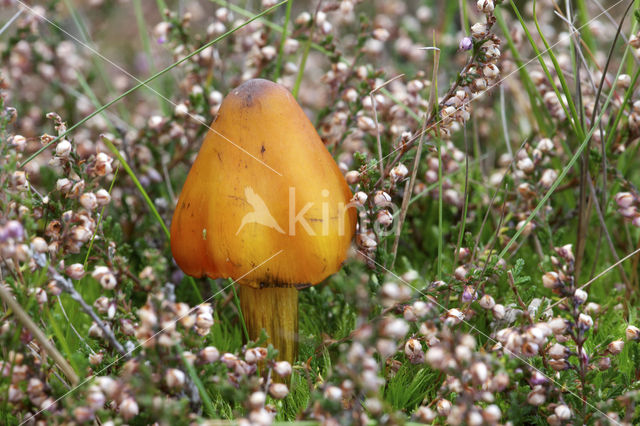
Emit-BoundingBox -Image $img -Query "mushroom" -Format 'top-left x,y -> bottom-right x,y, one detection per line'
170,79 -> 357,364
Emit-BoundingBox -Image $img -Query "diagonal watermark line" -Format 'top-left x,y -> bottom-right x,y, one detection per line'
356,249 -> 622,425
21,250 -> 284,425
360,0 -> 627,179
15,0 -> 285,176
0,9 -> 23,36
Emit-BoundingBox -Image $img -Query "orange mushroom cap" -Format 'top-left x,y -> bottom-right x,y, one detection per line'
170,79 -> 357,288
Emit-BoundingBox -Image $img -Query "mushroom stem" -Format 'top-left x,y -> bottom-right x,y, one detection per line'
238,285 -> 298,365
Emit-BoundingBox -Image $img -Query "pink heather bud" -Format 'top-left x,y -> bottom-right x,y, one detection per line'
79,192 -> 98,210
615,192 -> 635,208
436,399 -> 452,416
404,338 -> 425,364
556,244 -> 575,263
461,285 -> 477,302
626,325 -> 640,341
56,178 -> 72,192
492,304 -> 506,319
352,191 -> 367,205
376,209 -> 394,227
373,191 -> 392,207
269,383 -> 289,399
471,22 -> 488,39
459,36 -> 473,51
200,346 -> 220,363
66,263 -> 85,280
454,265 -> 468,281
527,386 -> 546,406
477,0 -> 495,13
274,360 -> 292,377
516,157 -> 534,173
549,358 -> 570,371
165,368 -> 186,389
578,313 -> 593,331
555,404 -> 572,420
55,139 -> 72,157
548,343 -> 569,360
478,294 -> 495,309
345,170 -> 360,184
573,288 -> 588,304
483,404 -> 501,423
608,339 -> 624,355
483,63 -> 499,79
549,317 -> 568,334
119,397 -> 139,420
598,356 -> 611,370
390,163 -> 409,181
244,347 -> 267,364
249,391 -> 266,408
95,189 -> 111,206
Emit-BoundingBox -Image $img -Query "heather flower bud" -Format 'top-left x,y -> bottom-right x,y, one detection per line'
376,209 -> 393,227
445,308 -> 465,325
516,157 -> 534,173
249,391 -> 266,408
555,404 -> 571,420
274,360 -> 292,377
165,368 -> 185,389
436,399 -> 452,416
80,192 -> 98,211
539,169 -> 557,189
56,178 -> 72,193
527,386 -> 546,405
95,189 -> 111,206
548,343 -> 569,360
66,263 -> 85,280
404,338 -> 425,364
573,288 -> 588,304
479,294 -> 495,309
483,63 -> 499,79
578,313 -> 593,331
200,346 -> 220,363
615,192 -> 635,208
461,285 -> 477,302
471,23 -> 488,39
608,339 -> 624,355
626,325 -> 640,341
352,191 -> 367,205
357,233 -> 377,250
471,362 -> 488,384
390,163 -> 409,181
345,170 -> 360,184
119,397 -> 139,420
55,139 -> 72,157
477,0 -> 494,13
459,36 -> 473,51
492,304 -> 506,319
269,383 -> 289,399
549,317 -> 568,334
373,191 -> 392,207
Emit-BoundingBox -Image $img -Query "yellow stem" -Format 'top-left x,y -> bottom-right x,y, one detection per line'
238,285 -> 298,365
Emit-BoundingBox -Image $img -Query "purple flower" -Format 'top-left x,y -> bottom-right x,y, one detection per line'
459,37 -> 473,51
6,220 -> 24,240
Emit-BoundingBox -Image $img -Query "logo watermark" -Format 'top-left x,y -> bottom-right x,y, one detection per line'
235,186 -> 399,237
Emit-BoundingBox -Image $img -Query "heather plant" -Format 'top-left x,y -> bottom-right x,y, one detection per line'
1,0 -> 640,425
